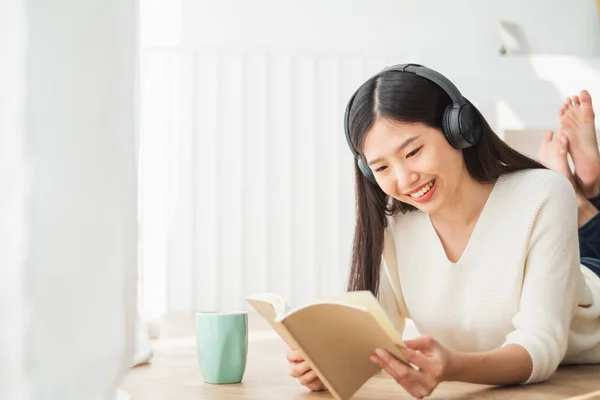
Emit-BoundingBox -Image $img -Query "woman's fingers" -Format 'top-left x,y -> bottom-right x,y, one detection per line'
304,375 -> 327,392
371,349 -> 436,399
371,350 -> 419,382
292,363 -> 327,391
298,370 -> 317,385
404,336 -> 435,351
400,347 -> 434,372
290,361 -> 312,378
286,349 -> 326,392
286,348 -> 304,363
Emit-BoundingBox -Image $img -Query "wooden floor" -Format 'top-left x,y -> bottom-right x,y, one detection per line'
120,312 -> 600,400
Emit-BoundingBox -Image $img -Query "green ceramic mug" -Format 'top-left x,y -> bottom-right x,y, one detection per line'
195,310 -> 248,384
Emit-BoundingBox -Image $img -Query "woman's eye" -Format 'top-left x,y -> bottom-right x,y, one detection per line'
406,146 -> 422,158
375,166 -> 387,173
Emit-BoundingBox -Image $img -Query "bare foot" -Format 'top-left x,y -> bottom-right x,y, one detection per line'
559,90 -> 600,198
538,130 -> 578,190
577,195 -> 599,228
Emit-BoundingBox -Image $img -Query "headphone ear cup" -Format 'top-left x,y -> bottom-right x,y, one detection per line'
443,104 -> 479,150
456,102 -> 481,147
442,105 -> 461,149
357,156 -> 376,184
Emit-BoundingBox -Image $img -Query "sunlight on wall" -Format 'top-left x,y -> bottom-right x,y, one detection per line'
528,55 -> 600,100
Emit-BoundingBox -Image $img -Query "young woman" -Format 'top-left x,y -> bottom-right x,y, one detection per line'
287,64 -> 600,399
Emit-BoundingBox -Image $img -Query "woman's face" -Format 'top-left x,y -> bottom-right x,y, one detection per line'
362,118 -> 467,214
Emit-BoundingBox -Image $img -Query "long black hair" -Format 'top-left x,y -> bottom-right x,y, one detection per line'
346,70 -> 546,295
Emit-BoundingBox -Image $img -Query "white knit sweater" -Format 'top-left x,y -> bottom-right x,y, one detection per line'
378,168 -> 600,384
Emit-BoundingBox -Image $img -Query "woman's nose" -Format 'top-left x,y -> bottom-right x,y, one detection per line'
395,165 -> 419,192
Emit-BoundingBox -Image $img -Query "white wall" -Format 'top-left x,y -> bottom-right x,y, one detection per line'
182,0 -> 600,57
139,0 -> 600,316
177,0 -> 600,129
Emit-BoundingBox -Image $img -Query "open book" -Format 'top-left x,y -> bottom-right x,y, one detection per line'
245,290 -> 408,400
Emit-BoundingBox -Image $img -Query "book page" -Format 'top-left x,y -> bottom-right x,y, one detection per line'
245,295 -> 299,349
245,293 -> 289,317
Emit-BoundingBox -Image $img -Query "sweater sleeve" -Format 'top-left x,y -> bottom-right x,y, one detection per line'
501,175 -> 581,384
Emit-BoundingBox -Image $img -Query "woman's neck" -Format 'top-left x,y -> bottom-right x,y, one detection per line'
430,170 -> 495,229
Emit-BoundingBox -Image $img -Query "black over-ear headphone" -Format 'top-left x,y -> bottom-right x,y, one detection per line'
343,63 -> 481,184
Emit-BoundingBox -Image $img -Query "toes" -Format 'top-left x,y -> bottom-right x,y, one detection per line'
562,97 -> 574,118
567,96 -> 574,109
579,90 -> 595,119
558,132 -> 568,154
560,111 -> 578,131
580,90 -> 593,108
559,103 -> 568,118
539,130 -> 554,161
573,95 -> 581,107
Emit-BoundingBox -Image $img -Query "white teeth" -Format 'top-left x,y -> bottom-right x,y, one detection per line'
409,180 -> 435,198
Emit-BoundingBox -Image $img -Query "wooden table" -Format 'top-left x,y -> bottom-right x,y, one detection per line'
121,312 -> 600,399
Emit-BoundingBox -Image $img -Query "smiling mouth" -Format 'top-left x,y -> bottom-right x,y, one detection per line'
406,179 -> 435,199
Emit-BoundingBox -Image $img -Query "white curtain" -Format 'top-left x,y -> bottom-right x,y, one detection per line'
1,1 -> 138,399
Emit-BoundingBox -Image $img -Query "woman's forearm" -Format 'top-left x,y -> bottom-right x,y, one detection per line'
445,344 -> 532,386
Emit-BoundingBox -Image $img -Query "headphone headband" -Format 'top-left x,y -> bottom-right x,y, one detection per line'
395,64 -> 465,105
344,63 -> 480,183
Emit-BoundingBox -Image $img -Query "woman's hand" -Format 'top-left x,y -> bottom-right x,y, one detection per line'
370,335 -> 455,399
286,348 -> 327,392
